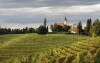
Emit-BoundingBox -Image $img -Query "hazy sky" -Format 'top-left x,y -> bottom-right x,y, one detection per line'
0,0 -> 100,28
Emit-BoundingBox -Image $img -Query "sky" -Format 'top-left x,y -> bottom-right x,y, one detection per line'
0,0 -> 100,29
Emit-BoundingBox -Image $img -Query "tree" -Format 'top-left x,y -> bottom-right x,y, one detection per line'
37,25 -> 47,34
50,23 -> 58,33
85,19 -> 92,36
63,25 -> 71,32
77,21 -> 83,35
92,19 -> 100,36
29,28 -> 35,33
46,26 -> 48,33
7,28 -> 12,34
44,18 -> 47,27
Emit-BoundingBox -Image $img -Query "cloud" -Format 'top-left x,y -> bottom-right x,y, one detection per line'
0,0 -> 100,28
0,0 -> 100,8
0,3 -> 100,16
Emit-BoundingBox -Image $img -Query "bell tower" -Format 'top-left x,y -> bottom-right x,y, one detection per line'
64,17 -> 67,25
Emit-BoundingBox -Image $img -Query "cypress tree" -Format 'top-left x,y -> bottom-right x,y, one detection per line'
77,21 -> 83,35
85,18 -> 92,36
44,18 -> 47,27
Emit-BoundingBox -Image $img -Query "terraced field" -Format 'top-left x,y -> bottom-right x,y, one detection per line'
0,34 -> 89,63
0,34 -> 100,63
20,37 -> 99,63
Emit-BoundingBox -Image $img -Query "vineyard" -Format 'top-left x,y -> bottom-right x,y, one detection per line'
0,34 -> 100,63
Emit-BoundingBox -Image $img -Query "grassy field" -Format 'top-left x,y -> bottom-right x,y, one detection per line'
0,34 -> 100,63
0,34 -> 87,62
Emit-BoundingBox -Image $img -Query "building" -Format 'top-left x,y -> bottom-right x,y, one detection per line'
52,17 -> 78,33
71,24 -> 78,33
57,17 -> 67,26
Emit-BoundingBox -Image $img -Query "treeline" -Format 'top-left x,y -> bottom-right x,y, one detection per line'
0,27 -> 36,35
75,18 -> 100,37
78,19 -> 100,37
0,18 -> 48,35
0,18 -> 100,36
0,26 -> 48,35
50,18 -> 100,37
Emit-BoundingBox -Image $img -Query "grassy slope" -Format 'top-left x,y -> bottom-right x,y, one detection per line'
30,37 -> 100,63
0,34 -> 87,62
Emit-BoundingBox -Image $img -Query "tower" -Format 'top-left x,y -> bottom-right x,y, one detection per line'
44,18 -> 46,27
64,17 -> 67,25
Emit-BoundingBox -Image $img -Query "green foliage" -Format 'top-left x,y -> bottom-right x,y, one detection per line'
77,21 -> 83,35
50,23 -> 59,33
44,18 -> 47,27
84,19 -> 92,36
63,25 -> 71,32
28,28 -> 35,33
0,27 -> 36,35
92,19 -> 100,36
50,23 -> 71,33
94,48 -> 100,63
86,51 -> 94,63
37,25 -> 48,34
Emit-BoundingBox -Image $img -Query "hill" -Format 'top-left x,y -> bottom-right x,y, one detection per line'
0,34 -> 99,63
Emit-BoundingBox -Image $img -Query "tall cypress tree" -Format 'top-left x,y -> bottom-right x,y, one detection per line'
77,21 -> 83,35
44,18 -> 46,27
85,18 -> 92,36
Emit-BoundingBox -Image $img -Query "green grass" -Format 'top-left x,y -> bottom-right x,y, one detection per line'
0,34 -> 88,62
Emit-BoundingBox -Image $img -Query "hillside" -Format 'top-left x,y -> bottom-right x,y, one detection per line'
0,34 -> 87,62
0,34 -> 99,63
8,36 -> 100,63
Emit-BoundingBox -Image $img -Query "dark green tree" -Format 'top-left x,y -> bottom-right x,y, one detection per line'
77,21 -> 83,35
44,18 -> 47,27
37,25 -> 47,34
85,19 -> 92,36
92,19 -> 100,36
29,28 -> 35,33
46,26 -> 48,33
50,23 -> 58,33
63,25 -> 71,32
